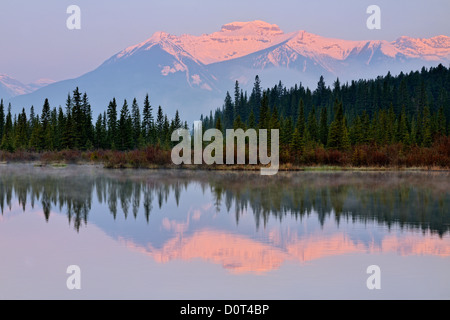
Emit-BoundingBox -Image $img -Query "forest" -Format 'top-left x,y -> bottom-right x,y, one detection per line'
1,64 -> 449,168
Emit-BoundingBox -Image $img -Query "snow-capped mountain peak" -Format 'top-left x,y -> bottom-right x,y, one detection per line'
7,20 -> 450,123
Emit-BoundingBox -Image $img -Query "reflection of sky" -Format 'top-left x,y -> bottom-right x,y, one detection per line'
1,172 -> 450,299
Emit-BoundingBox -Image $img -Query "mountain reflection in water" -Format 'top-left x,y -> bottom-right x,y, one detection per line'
1,165 -> 449,274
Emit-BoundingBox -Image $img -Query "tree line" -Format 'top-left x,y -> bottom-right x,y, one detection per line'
201,64 -> 449,157
1,64 -> 449,167
0,88 -> 187,152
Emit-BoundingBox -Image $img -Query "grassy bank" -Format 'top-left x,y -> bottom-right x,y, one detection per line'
1,139 -> 449,171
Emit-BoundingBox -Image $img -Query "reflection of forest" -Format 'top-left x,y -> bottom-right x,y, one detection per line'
0,166 -> 449,236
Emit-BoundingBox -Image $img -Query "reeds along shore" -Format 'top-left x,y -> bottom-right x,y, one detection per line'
1,136 -> 449,169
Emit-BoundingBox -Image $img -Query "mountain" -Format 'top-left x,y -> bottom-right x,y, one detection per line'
0,74 -> 54,100
7,20 -> 450,121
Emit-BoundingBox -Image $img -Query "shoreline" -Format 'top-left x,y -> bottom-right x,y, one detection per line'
1,160 -> 449,172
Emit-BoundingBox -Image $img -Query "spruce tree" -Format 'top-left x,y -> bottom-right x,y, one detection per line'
107,98 -> 118,149
259,92 -> 269,129
155,106 -> 164,142
131,98 -> 141,146
0,105 -> 14,152
307,106 -> 318,142
41,99 -> 52,150
142,94 -> 153,144
327,102 -> 350,150
0,100 -> 4,140
295,99 -> 305,139
224,91 -> 234,129
118,99 -> 134,150
319,107 -> 328,146
422,105 -> 432,147
248,110 -> 255,129
14,108 -> 28,149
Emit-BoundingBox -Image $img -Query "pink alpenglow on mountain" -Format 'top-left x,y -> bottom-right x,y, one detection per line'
6,20 -> 450,121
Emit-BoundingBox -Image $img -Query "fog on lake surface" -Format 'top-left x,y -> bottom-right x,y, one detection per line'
0,164 -> 449,299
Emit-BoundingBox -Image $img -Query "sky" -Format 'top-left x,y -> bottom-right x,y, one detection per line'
0,0 -> 449,83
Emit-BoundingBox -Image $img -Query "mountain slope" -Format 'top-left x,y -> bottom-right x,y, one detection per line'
0,74 -> 54,100
8,21 -> 450,121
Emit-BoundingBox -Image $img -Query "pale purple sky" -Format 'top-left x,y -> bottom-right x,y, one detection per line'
0,0 -> 449,83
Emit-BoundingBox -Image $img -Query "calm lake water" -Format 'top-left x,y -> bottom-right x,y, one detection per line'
0,164 -> 449,299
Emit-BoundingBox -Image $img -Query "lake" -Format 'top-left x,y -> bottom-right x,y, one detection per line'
0,164 -> 449,299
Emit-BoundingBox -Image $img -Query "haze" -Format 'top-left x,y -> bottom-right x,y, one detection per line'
0,0 -> 449,83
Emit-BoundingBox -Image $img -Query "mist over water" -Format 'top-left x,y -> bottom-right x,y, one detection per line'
0,164 -> 449,299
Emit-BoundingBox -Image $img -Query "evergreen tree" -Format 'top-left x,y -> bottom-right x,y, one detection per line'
437,106 -> 446,136
173,110 -> 182,129
224,91 -> 234,129
307,106 -> 318,142
422,105 -> 432,147
41,98 -> 52,150
0,100 -> 4,140
319,107 -> 328,146
131,98 -> 141,146
327,102 -> 350,150
14,108 -> 28,149
295,99 -> 305,139
0,105 -> 14,152
155,106 -> 164,142
290,127 -> 303,154
82,93 -> 94,148
234,80 -> 241,119
259,92 -> 269,129
142,94 -> 153,144
248,110 -> 256,129
107,98 -> 118,149
215,117 -> 223,132
118,99 -> 134,150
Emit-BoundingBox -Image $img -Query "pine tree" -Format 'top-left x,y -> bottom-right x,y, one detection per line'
131,98 -> 141,146
281,117 -> 293,148
0,100 -> 4,140
422,105 -> 432,147
327,102 -> 350,150
233,115 -> 245,130
142,94 -> 153,144
290,127 -> 303,154
398,106 -> 410,144
173,110 -> 182,129
259,92 -> 269,129
1,105 -> 14,152
215,117 -> 223,132
437,106 -> 446,136
41,98 -> 52,150
155,106 -> 164,142
82,93 -> 94,148
252,75 -> 262,116
14,108 -> 28,149
319,107 -> 328,146
162,115 -> 170,148
270,105 -> 280,131
94,114 -> 106,149
107,98 -> 118,149
248,110 -> 255,129
118,99 -> 134,150
28,116 -> 43,151
72,87 -> 83,148
224,91 -> 234,129
307,106 -> 318,142
234,80 -> 241,119
295,99 -> 305,139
